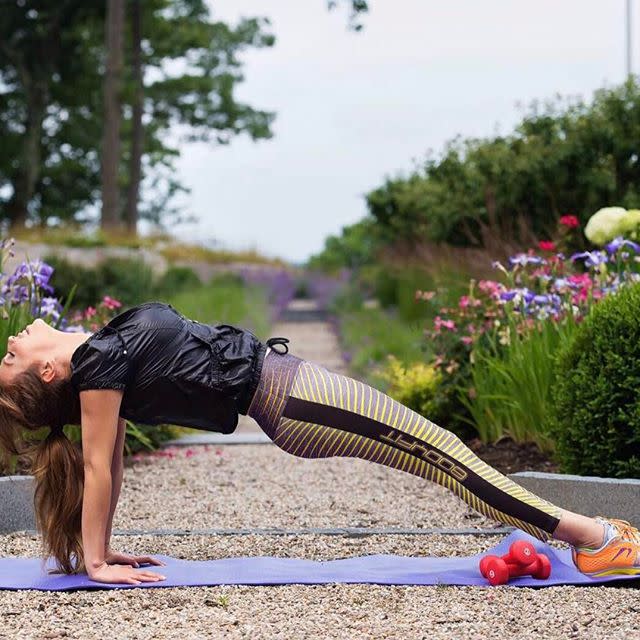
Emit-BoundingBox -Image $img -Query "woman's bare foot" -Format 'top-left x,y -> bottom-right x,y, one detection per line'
551,509 -> 606,548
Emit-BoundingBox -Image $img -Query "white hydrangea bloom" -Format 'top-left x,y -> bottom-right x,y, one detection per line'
618,209 -> 640,238
584,207 -> 628,245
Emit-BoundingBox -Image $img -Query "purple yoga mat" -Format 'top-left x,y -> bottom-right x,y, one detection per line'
1,531 -> 638,591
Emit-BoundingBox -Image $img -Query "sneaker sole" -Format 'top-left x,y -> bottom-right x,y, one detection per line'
583,566 -> 640,577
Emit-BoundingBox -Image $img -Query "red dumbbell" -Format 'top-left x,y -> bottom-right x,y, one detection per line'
479,540 -> 551,586
479,540 -> 537,575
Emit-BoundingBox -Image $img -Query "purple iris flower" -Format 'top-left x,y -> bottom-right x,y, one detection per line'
508,254 -> 546,268
570,251 -> 608,268
604,236 -> 640,254
5,260 -> 55,294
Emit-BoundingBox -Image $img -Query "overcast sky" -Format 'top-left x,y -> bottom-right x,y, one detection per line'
169,1 -> 635,265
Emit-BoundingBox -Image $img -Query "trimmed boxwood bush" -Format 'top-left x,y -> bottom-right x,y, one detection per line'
545,281 -> 640,478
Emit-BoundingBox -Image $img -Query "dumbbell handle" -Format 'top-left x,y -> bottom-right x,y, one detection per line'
505,556 -> 544,578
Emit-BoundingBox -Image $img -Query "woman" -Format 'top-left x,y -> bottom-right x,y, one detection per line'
0,301 -> 637,585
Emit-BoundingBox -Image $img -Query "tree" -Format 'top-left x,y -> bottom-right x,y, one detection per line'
0,0 -> 367,231
124,0 -> 143,233
101,0 -> 125,230
0,1 -> 104,228
0,0 -> 275,230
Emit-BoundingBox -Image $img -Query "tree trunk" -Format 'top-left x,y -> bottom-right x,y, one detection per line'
6,76 -> 48,229
125,0 -> 143,235
101,0 -> 125,231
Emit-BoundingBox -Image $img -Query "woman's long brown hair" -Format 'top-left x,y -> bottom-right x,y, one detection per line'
0,364 -> 85,575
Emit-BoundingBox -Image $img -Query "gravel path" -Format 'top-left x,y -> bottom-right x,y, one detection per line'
1,300 -> 638,639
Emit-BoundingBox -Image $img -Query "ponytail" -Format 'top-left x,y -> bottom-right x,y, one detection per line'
0,364 -> 85,574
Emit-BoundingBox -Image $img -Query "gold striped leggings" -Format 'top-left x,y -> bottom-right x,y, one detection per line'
246,349 -> 563,541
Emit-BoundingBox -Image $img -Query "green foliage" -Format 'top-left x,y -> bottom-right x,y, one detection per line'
331,263 -> 477,438
379,355 -> 440,419
165,272 -> 271,338
45,254 -> 155,309
98,258 -> 155,307
152,265 -> 202,297
306,217 -> 384,274
44,254 -> 105,310
335,306 -> 428,385
546,282 -> 640,477
307,79 -> 640,272
62,420 -> 179,460
461,317 -> 578,450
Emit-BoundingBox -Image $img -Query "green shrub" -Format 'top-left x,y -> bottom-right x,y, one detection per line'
153,266 -> 202,297
379,355 -> 440,418
97,257 -> 155,307
207,271 -> 244,287
546,282 -> 640,477
45,254 -> 155,309
44,254 -> 105,309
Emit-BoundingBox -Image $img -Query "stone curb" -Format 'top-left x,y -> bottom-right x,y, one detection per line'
164,433 -> 272,446
0,476 -> 35,534
508,471 -> 640,524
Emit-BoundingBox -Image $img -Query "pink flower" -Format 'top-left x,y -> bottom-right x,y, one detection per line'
568,273 -> 592,288
538,240 -> 556,252
85,306 -> 97,319
102,295 -> 122,310
478,280 -> 502,298
415,289 -> 436,301
434,316 -> 456,331
559,215 -> 579,228
461,336 -> 473,345
185,448 -> 196,457
459,295 -> 470,308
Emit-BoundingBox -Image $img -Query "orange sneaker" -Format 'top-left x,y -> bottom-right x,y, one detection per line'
572,516 -> 640,577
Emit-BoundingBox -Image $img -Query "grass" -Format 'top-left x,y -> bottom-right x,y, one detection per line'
459,316 -> 579,451
163,276 -> 272,342
336,306 -> 429,390
332,262 -> 471,390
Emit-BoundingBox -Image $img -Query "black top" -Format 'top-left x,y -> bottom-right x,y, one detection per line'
69,301 -> 285,434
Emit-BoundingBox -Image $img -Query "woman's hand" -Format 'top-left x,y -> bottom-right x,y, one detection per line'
105,548 -> 167,569
88,561 -> 166,585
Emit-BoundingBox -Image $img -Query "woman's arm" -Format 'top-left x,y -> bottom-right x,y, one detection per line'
79,392 -> 166,585
104,416 -> 127,554
79,389 -> 123,575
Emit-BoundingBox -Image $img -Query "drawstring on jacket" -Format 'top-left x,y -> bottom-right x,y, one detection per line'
101,325 -> 129,357
266,337 -> 289,355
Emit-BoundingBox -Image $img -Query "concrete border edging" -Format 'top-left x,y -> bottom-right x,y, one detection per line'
508,471 -> 640,524
0,475 -> 36,534
164,433 -> 272,446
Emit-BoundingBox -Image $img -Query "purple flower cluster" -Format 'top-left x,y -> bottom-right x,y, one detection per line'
236,265 -> 297,323
424,229 -> 640,367
0,242 -> 71,326
306,268 -> 352,310
490,236 -> 640,322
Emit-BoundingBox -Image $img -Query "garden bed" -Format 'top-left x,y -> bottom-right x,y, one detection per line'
466,436 -> 559,475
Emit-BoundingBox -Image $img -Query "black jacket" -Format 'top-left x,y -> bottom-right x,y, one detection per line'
69,301 -> 288,434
